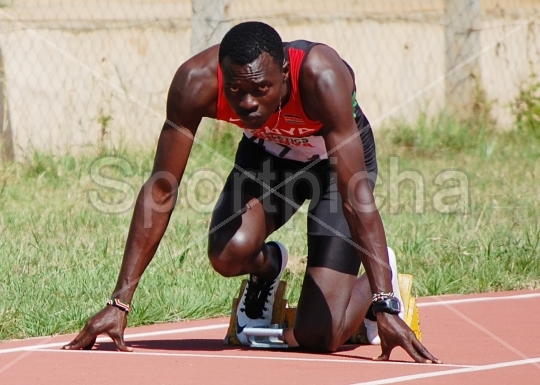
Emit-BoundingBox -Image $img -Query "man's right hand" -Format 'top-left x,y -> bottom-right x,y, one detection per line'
62,306 -> 132,352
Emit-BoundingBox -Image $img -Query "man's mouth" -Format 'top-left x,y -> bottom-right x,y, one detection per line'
240,114 -> 264,128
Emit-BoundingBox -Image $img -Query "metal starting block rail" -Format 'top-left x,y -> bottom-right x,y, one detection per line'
242,325 -> 288,349
224,274 -> 422,348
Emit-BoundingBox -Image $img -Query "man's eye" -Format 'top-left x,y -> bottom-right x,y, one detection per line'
258,85 -> 269,92
229,86 -> 239,92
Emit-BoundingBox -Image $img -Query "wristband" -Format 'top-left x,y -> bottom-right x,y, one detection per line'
371,292 -> 394,303
107,297 -> 131,313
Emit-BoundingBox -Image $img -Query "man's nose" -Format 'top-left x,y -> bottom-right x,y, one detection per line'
239,94 -> 258,111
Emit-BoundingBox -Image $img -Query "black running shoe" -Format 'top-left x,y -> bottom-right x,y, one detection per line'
236,241 -> 289,345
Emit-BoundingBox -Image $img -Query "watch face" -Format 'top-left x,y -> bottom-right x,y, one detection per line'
389,297 -> 401,312
373,297 -> 401,315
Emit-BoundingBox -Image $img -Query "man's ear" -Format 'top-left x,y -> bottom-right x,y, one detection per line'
282,61 -> 290,83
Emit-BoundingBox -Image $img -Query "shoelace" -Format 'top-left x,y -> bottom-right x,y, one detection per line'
240,276 -> 274,319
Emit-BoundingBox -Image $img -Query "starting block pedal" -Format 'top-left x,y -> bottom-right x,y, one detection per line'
224,274 -> 422,347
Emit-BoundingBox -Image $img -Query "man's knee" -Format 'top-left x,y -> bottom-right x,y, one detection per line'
207,230 -> 258,277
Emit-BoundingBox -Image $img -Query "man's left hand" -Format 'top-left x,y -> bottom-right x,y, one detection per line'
374,313 -> 443,364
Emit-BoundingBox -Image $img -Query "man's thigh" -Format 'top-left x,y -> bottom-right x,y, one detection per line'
294,265 -> 358,330
292,234 -> 362,349
296,235 -> 361,316
208,137 -> 308,253
210,136 -> 316,233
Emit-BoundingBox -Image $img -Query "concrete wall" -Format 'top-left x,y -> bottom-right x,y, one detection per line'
1,0 -> 539,157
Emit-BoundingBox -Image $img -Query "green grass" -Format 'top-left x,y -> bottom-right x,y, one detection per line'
377,113 -> 540,296
1,117 -> 539,341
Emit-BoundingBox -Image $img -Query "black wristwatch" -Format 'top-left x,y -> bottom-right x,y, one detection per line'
372,297 -> 401,315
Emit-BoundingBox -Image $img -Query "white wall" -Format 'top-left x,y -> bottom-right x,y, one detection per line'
1,0 -> 539,157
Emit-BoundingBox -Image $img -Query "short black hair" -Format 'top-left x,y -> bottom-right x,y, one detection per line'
219,21 -> 284,66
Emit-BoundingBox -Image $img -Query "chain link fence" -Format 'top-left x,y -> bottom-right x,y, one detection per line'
0,0 -> 539,159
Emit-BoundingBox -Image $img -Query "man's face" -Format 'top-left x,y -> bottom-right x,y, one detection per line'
221,52 -> 286,129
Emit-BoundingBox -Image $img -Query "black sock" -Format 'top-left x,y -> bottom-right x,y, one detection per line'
268,242 -> 282,275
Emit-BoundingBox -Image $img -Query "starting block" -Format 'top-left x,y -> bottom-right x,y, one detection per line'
224,274 -> 422,348
223,280 -> 294,347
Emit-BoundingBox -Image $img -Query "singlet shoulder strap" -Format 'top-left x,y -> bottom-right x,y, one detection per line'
284,40 -> 356,85
283,40 -> 320,70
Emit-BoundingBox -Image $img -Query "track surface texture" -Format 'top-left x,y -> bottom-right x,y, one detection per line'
1,290 -> 539,385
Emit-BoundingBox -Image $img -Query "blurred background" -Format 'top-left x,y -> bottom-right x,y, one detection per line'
0,0 -> 538,160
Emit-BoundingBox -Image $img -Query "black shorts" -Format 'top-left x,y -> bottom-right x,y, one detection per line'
219,128 -> 377,239
215,109 -> 377,275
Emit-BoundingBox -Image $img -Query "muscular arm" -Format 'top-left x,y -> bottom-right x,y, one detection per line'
300,46 -> 441,364
63,47 -> 220,351
112,47 -> 220,303
301,45 -> 391,295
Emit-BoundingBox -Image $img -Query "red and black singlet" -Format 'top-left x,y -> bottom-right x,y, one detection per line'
216,40 -> 327,162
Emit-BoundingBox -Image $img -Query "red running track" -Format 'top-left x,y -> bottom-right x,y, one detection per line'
1,289 -> 539,384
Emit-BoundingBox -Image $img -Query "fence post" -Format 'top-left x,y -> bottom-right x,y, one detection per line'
444,0 -> 482,120
190,0 -> 231,56
0,44 -> 14,164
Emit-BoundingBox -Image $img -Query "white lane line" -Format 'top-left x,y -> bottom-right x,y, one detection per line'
1,291 -> 538,354
23,348 -> 473,368
348,357 -> 540,385
418,292 -> 540,308
0,323 -> 228,354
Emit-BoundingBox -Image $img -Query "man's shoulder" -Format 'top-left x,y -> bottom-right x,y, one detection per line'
167,45 -> 219,114
285,39 -> 318,50
287,40 -> 331,79
175,45 -> 219,85
296,43 -> 354,123
304,43 -> 342,63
